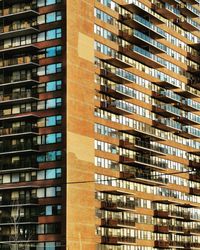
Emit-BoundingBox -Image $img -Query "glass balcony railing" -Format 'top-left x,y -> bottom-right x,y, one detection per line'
157,89 -> 181,103
133,30 -> 167,52
182,98 -> 200,111
0,91 -> 38,103
155,103 -> 182,117
0,160 -> 38,172
185,3 -> 200,17
133,45 -> 166,67
0,22 -> 38,33
132,14 -> 166,38
0,5 -> 38,17
0,197 -> 38,206
186,113 -> 200,124
101,236 -> 136,244
186,17 -> 200,30
0,125 -> 38,136
101,200 -> 135,210
0,74 -> 38,86
157,118 -> 182,131
0,56 -> 38,68
182,126 -> 200,138
165,3 -> 180,16
0,142 -> 38,154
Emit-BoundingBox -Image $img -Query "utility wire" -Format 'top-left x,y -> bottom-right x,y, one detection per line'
65,169 -> 196,185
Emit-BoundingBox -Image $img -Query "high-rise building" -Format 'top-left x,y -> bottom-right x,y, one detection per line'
0,0 -> 200,249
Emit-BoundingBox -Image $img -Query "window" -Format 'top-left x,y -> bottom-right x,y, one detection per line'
42,133 -> 62,144
46,80 -> 62,92
46,115 -> 62,126
46,168 -> 61,179
38,63 -> 62,76
37,150 -> 62,162
38,0 -> 61,7
46,46 -> 62,57
46,11 -> 62,23
46,98 -> 62,109
46,28 -> 62,40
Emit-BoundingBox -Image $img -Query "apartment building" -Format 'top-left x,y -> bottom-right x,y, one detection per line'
0,0 -> 200,249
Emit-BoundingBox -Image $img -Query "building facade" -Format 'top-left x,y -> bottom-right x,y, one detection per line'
0,0 -> 200,250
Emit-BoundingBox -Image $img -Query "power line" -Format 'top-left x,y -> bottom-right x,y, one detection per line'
65,169 -> 196,185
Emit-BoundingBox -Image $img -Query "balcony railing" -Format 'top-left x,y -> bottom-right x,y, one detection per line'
0,198 -> 38,206
0,160 -> 38,172
101,201 -> 135,211
0,91 -> 38,104
0,23 -> 39,39
101,236 -> 136,244
0,6 -> 39,21
0,125 -> 38,137
120,155 -> 168,170
119,139 -> 166,155
0,143 -> 38,154
101,218 -> 136,228
0,215 -> 38,224
0,56 -> 39,71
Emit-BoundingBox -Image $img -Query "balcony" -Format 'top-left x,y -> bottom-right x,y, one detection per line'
122,45 -> 166,69
0,77 -> 39,88
153,104 -> 181,118
100,69 -> 131,84
123,122 -> 167,141
0,113 -> 39,122
120,155 -> 168,171
0,7 -> 39,21
101,100 -> 135,115
119,171 -> 168,186
154,2 -> 180,19
101,201 -> 135,211
119,139 -> 167,155
120,14 -> 166,39
169,241 -> 185,248
101,218 -> 136,228
0,44 -> 39,56
190,188 -> 200,196
179,99 -> 200,112
99,85 -> 133,100
0,142 -> 38,155
0,56 -> 39,71
0,125 -> 38,138
0,197 -> 38,207
153,89 -> 181,103
181,3 -> 200,17
154,240 -> 169,248
0,234 -> 37,243
0,160 -> 38,172
122,0 -> 164,24
0,92 -> 39,106
104,52 -> 133,69
169,225 -> 184,233
187,65 -> 200,75
0,215 -> 38,225
189,173 -> 200,181
154,210 -> 169,218
180,126 -> 200,139
179,85 -> 200,98
177,17 -> 200,31
154,118 -> 182,132
179,113 -> 200,125
154,225 -> 169,233
0,24 -> 39,40
101,236 -> 136,245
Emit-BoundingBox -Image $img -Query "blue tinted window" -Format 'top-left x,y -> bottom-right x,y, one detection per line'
46,80 -> 62,92
46,63 -> 62,74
